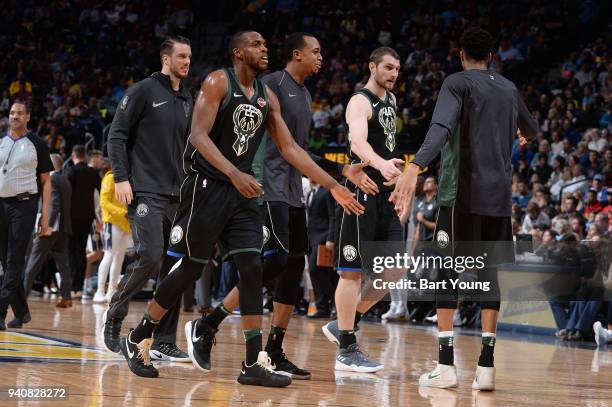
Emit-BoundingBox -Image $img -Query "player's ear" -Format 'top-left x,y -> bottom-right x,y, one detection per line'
368,61 -> 376,75
487,51 -> 493,66
293,49 -> 301,62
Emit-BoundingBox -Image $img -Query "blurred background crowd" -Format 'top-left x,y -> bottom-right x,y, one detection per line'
1,0 -> 610,344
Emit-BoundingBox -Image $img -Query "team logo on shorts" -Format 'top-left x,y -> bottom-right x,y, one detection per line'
378,106 -> 396,151
436,230 -> 450,248
136,203 -> 149,217
170,226 -> 184,244
232,104 -> 264,156
104,231 -> 111,241
342,245 -> 358,262
120,95 -> 129,110
262,226 -> 270,245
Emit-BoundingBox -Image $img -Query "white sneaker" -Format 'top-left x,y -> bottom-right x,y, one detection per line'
593,321 -> 610,347
472,365 -> 495,391
93,292 -> 106,303
381,303 -> 397,320
419,363 -> 458,388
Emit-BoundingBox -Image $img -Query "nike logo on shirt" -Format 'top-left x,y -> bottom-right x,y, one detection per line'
288,93 -> 297,97
233,93 -> 242,98
373,102 -> 379,107
152,101 -> 169,108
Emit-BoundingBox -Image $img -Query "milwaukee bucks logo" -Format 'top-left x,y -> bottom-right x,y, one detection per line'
378,106 -> 396,151
232,104 -> 264,156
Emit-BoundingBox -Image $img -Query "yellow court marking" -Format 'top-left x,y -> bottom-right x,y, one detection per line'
0,331 -> 120,362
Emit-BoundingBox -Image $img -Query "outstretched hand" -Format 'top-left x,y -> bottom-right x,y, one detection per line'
343,161 -> 379,195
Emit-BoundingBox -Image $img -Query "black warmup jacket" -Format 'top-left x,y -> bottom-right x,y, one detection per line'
108,72 -> 192,197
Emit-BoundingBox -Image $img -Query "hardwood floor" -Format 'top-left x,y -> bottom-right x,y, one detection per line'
0,297 -> 610,406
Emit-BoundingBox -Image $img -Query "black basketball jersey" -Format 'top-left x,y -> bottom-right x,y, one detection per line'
186,68 -> 270,182
347,87 -> 397,187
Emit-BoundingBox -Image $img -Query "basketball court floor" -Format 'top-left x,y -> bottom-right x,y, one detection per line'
1,297 -> 610,406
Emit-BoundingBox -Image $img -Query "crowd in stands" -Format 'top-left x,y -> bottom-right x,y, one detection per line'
1,1 -> 610,344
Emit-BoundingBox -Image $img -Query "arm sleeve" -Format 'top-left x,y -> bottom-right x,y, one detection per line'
517,92 -> 539,142
30,135 -> 54,174
412,75 -> 465,168
107,81 -> 149,183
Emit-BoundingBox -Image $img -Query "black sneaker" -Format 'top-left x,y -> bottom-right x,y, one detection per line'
119,331 -> 158,378
0,320 -> 5,331
150,342 -> 190,362
185,319 -> 217,372
237,351 -> 292,387
102,311 -> 122,353
268,348 -> 311,380
7,312 -> 31,328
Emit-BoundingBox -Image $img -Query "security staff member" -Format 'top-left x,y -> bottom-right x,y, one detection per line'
0,101 -> 53,330
104,36 -> 193,362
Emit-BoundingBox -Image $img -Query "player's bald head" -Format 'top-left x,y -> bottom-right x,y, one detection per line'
229,31 -> 259,60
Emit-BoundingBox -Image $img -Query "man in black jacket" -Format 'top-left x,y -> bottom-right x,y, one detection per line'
65,144 -> 100,295
24,154 -> 73,308
104,36 -> 193,362
306,182 -> 337,319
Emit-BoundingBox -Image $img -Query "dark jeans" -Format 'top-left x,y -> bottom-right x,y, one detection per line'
69,218 -> 91,291
550,299 -> 602,333
24,232 -> 72,300
308,243 -> 338,313
0,196 -> 38,319
107,195 -> 181,345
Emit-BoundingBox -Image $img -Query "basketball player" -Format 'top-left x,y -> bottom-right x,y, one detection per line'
389,27 -> 538,390
321,47 -> 405,373
119,31 -> 364,387
188,32 -> 379,380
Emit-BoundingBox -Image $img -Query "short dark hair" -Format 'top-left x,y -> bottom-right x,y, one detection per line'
12,99 -> 30,114
283,32 -> 316,63
228,31 -> 255,60
72,145 -> 86,160
369,47 -> 400,65
160,36 -> 191,59
460,27 -> 493,62
88,149 -> 103,158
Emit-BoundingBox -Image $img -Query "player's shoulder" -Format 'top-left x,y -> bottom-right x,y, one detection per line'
443,71 -> 472,87
261,70 -> 284,86
202,69 -> 230,91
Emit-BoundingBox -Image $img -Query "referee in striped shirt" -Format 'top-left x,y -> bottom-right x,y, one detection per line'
0,101 -> 53,330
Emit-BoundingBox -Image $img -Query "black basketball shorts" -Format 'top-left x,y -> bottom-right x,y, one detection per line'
261,201 -> 309,258
167,173 -> 263,264
334,187 -> 403,273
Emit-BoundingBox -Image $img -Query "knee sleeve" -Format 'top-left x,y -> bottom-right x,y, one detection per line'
480,301 -> 501,310
479,266 -> 500,310
273,255 -> 305,305
154,257 -> 202,309
262,250 -> 289,285
435,267 -> 458,310
235,252 -> 263,315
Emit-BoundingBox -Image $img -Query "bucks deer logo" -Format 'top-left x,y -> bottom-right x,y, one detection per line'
232,104 -> 264,156
378,106 -> 396,151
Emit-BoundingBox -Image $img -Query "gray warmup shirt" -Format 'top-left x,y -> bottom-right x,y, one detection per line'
412,69 -> 538,217
257,70 -> 341,208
